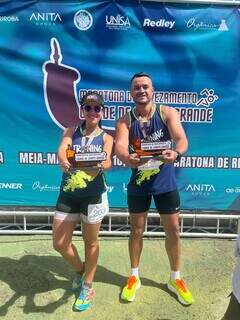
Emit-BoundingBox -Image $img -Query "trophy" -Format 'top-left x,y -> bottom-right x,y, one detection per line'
66,144 -> 106,171
131,137 -> 172,160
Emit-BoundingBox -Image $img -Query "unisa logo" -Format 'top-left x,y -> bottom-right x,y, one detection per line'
74,10 -> 93,30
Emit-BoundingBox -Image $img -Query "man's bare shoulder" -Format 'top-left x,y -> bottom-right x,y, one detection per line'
161,105 -> 179,118
161,104 -> 178,114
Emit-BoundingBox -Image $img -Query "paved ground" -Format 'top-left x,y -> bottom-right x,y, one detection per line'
0,235 -> 239,320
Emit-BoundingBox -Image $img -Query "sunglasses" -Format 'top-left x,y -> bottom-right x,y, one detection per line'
83,105 -> 102,113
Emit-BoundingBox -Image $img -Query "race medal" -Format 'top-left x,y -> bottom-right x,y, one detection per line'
132,118 -> 172,160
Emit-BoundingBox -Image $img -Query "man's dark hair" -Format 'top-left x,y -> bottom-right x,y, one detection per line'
130,72 -> 152,84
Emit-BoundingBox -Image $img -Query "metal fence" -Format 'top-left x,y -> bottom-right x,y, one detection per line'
0,209 -> 239,238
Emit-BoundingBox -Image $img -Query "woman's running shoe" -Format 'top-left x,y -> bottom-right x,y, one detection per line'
73,285 -> 94,311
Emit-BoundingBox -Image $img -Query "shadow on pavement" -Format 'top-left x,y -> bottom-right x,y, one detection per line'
222,293 -> 240,320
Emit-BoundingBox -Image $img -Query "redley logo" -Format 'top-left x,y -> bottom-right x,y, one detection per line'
143,18 -> 175,29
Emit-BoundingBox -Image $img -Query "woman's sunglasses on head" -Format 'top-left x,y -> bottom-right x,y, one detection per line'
83,105 -> 103,113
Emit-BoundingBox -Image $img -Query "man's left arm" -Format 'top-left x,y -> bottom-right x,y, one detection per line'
161,106 -> 188,163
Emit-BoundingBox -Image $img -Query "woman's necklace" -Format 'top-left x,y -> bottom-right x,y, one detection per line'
81,126 -> 101,151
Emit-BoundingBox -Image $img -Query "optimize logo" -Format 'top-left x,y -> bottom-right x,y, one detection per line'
32,181 -> 60,192
29,12 -> 62,26
143,18 -> 175,29
74,10 -> 93,30
186,18 -> 228,32
106,14 -> 130,30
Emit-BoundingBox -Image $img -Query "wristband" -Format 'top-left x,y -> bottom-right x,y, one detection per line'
175,150 -> 181,162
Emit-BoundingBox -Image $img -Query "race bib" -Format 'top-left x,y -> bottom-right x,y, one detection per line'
87,192 -> 109,223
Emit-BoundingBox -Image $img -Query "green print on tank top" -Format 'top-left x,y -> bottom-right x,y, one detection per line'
135,169 -> 160,186
63,171 -> 94,191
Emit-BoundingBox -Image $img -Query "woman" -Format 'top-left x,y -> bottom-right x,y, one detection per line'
52,92 -> 113,312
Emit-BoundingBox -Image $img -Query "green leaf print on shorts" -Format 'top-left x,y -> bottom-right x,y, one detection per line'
135,169 -> 160,186
63,171 -> 94,191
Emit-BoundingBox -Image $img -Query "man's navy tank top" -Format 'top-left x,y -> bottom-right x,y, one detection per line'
128,105 -> 177,195
60,125 -> 107,197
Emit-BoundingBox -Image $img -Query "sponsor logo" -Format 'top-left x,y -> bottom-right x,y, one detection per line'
196,88 -> 218,107
107,185 -> 114,192
143,18 -> 175,29
225,187 -> 240,194
29,12 -> 62,26
0,16 -> 19,22
154,88 -> 218,107
0,183 -> 22,189
42,37 -> 218,131
218,19 -> 228,31
186,184 -> 216,196
74,10 -> 93,30
154,88 -> 218,123
106,14 -> 130,30
32,181 -> 60,192
186,18 -> 228,32
19,152 -> 59,165
0,152 -> 4,164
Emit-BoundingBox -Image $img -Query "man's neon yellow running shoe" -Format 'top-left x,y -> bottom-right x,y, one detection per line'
167,278 -> 194,305
121,275 -> 141,302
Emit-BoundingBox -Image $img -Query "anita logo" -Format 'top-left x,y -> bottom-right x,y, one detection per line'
186,184 -> 216,195
30,13 -> 62,22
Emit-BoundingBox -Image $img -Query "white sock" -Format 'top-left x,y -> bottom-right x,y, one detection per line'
171,270 -> 181,280
131,267 -> 139,278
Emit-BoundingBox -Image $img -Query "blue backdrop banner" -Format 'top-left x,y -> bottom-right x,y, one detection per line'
0,1 -> 239,210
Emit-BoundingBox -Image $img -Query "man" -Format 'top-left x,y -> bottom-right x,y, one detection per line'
115,72 -> 194,305
222,235 -> 240,320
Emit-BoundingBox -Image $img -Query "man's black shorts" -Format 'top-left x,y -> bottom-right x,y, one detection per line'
127,190 -> 180,214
